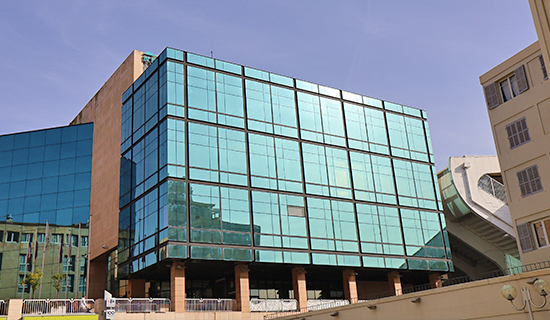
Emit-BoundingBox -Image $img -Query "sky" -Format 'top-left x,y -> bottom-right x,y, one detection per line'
0,1 -> 539,170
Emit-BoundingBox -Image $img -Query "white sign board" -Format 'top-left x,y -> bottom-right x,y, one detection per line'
105,309 -> 116,319
106,298 -> 116,308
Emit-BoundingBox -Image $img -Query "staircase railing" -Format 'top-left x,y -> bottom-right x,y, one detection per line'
478,174 -> 507,203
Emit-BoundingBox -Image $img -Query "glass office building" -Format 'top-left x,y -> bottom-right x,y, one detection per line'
0,124 -> 93,299
117,48 -> 450,299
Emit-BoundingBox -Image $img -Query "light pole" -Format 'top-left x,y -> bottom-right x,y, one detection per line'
500,279 -> 550,320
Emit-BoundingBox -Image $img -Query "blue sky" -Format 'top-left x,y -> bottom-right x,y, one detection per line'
0,1 -> 538,170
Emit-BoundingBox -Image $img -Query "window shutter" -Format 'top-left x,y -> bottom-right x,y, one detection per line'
514,65 -> 529,93
517,223 -> 534,252
484,83 -> 500,109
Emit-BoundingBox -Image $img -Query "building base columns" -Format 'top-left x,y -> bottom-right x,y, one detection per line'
343,269 -> 358,303
388,271 -> 403,296
170,262 -> 186,312
429,272 -> 443,288
127,279 -> 146,298
292,267 -> 307,312
235,264 -> 251,312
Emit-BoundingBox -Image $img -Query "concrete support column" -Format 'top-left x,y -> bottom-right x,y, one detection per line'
292,267 -> 308,312
127,279 -> 146,298
170,262 -> 186,312
342,269 -> 358,303
235,264 -> 251,312
388,271 -> 403,296
88,258 -> 108,299
429,272 -> 443,288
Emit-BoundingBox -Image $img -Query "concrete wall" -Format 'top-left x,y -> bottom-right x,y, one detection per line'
277,268 -> 550,320
111,312 -> 265,320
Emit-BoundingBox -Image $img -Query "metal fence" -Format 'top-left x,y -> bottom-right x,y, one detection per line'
110,298 -> 170,313
307,299 -> 349,311
185,298 -> 233,311
250,299 -> 297,312
0,300 -> 6,316
262,300 -> 349,319
22,299 -> 95,315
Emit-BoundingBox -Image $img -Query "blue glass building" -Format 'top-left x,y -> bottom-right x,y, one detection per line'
116,47 -> 450,303
0,123 -> 93,299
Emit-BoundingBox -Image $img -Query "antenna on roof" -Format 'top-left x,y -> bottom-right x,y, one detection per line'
211,51 -> 213,58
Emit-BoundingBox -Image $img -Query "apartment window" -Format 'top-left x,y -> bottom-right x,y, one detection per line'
518,223 -> 534,252
51,234 -> 63,244
63,255 -> 76,272
532,219 -> 550,248
18,275 -> 30,293
62,275 -> 74,293
0,231 -> 3,242
500,74 -> 519,102
0,253 -> 3,270
21,233 -> 33,243
517,165 -> 543,197
71,235 -> 78,247
79,276 -> 86,293
81,236 -> 89,247
484,65 -> 529,109
80,255 -> 86,272
506,118 -> 530,149
37,233 -> 45,243
540,55 -> 548,80
19,254 -> 31,272
6,231 -> 19,243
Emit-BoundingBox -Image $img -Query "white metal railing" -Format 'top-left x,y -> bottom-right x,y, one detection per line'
250,299 -> 297,312
22,299 -> 95,315
0,300 -> 6,315
307,299 -> 349,311
263,299 -> 350,319
111,298 -> 170,313
478,174 -> 507,203
185,298 -> 233,311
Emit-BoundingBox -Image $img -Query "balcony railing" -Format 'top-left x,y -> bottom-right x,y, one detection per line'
109,298 -> 170,313
478,174 -> 507,203
22,299 -> 95,315
185,298 -> 233,311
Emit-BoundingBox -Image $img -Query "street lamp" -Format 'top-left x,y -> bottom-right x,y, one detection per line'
500,279 -> 550,320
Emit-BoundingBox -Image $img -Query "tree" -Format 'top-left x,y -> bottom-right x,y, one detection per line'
51,273 -> 66,299
20,269 -> 44,298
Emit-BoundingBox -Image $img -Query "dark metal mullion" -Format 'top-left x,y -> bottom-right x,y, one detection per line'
340,98 -> 363,262
242,67 -> 257,256
382,101 -> 408,269
293,80 -> 313,262
422,119 -> 442,212
316,96 -> 338,252
183,54 -> 191,250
